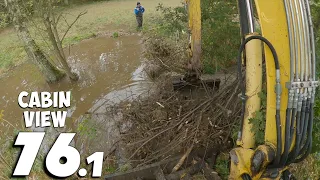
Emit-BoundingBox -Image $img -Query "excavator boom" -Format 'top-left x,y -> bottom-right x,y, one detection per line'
231,0 -> 318,179
185,0 -> 202,76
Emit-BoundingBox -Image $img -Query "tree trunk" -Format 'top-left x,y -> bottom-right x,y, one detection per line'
17,24 -> 65,83
5,0 -> 65,83
43,15 -> 78,81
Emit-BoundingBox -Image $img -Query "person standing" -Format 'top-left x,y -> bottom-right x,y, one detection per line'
134,2 -> 145,29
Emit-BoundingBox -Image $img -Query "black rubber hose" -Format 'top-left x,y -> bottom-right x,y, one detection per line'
294,99 -> 306,159
282,170 -> 291,180
294,103 -> 314,163
238,0 -> 250,37
242,174 -> 252,180
299,100 -> 307,144
237,35 -> 280,142
295,139 -> 312,163
286,107 -> 297,164
274,109 -> 282,166
289,108 -> 297,145
287,110 -> 301,163
280,108 -> 292,166
249,0 -> 255,31
295,100 -> 306,153
300,98 -> 311,151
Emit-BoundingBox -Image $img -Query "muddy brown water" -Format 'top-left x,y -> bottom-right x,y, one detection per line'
0,35 -> 148,140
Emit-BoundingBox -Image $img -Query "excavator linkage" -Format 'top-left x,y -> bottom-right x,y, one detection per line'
231,0 -> 319,179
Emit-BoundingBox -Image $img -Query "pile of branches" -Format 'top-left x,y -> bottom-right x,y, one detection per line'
143,35 -> 189,80
118,74 -> 243,168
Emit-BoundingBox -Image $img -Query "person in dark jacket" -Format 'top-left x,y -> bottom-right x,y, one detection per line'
134,2 -> 145,29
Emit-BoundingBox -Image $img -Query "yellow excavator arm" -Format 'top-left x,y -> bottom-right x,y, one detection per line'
186,0 -> 319,179
232,0 -> 318,179
185,0 -> 202,77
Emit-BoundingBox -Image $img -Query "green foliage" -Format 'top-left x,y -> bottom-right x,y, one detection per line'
249,90 -> 267,146
312,90 -> 320,153
0,110 -> 44,179
311,0 -> 320,31
310,0 -> 320,155
105,166 -> 116,174
112,32 -> 119,38
150,0 -> 240,74
0,46 -> 25,70
154,3 -> 188,37
77,117 -> 97,140
119,163 -> 131,172
0,11 -> 10,28
291,153 -> 320,179
201,0 -> 240,74
215,153 -> 229,180
63,32 -> 96,46
0,2 -> 10,28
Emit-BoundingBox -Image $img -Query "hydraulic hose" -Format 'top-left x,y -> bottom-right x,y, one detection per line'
299,99 -> 307,147
242,173 -> 252,180
298,0 -> 309,81
284,0 -> 317,166
293,0 -> 305,81
288,95 -> 314,164
297,0 -> 310,154
289,107 -> 297,145
274,109 -> 282,166
293,0 -> 317,164
280,0 -> 295,166
288,109 -> 301,163
294,103 -> 314,163
283,0 -> 295,82
293,0 -> 315,163
295,140 -> 312,163
300,98 -> 311,149
280,108 -> 292,166
244,0 -> 255,33
305,0 -> 316,79
236,36 -> 281,166
301,0 -> 312,81
238,0 -> 250,38
288,98 -> 306,163
288,0 -> 300,81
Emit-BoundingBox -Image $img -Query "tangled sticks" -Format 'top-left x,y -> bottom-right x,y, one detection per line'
117,73 -> 242,169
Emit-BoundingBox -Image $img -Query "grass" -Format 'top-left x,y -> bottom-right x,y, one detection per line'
0,0 -> 182,74
291,153 -> 320,179
0,29 -> 26,74
215,153 -> 230,180
63,32 -> 97,45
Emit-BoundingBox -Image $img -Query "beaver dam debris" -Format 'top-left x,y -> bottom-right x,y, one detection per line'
104,69 -> 241,179
101,35 -> 242,179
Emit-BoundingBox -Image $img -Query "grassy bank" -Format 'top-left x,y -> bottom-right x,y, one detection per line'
0,0 -> 182,74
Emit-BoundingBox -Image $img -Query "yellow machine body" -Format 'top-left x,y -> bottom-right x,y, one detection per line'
231,0 -> 292,179
186,0 -> 202,74
237,33 -> 263,149
255,0 -> 291,149
185,0 -> 315,179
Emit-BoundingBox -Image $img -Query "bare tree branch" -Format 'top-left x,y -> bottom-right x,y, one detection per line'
56,12 -> 63,25
61,10 -> 87,42
61,15 -> 71,30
